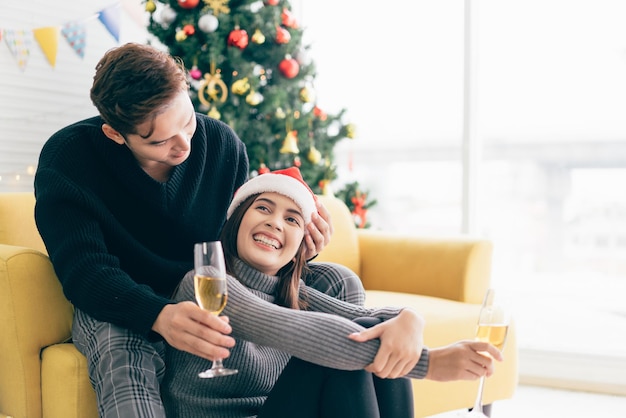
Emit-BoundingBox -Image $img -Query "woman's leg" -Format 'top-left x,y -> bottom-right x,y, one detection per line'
355,317 -> 415,418
72,308 -> 166,418
373,376 -> 414,418
307,262 -> 366,305
259,357 -> 380,418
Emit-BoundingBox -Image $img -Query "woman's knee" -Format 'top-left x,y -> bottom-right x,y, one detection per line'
306,262 -> 365,305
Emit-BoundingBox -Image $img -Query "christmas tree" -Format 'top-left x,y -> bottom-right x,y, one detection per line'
145,0 -> 356,195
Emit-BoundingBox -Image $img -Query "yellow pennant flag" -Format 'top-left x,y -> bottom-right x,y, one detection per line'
33,26 -> 59,68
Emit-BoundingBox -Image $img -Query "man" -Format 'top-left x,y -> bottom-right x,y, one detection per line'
34,43 -> 361,417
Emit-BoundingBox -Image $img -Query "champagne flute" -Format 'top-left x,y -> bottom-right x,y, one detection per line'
466,288 -> 510,417
193,241 -> 238,378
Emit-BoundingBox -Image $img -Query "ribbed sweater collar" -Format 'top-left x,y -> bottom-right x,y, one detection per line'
231,258 -> 280,296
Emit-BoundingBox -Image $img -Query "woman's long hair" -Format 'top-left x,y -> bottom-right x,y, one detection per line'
220,193 -> 309,310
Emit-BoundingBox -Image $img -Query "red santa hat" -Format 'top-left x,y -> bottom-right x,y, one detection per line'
227,167 -> 317,223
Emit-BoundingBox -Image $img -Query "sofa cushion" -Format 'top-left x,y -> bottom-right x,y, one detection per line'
315,195 -> 361,275
0,193 -> 47,254
364,290 -> 518,416
41,343 -> 98,418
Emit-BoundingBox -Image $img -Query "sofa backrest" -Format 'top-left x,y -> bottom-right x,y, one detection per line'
314,195 -> 361,276
0,192 -> 362,275
0,192 -> 47,254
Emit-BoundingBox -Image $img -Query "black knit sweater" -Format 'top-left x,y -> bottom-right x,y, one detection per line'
34,114 -> 249,336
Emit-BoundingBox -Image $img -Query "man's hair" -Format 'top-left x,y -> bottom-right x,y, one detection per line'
90,43 -> 189,137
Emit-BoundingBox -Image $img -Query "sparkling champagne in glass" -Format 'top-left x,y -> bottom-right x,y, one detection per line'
194,241 -> 238,378
466,288 -> 510,417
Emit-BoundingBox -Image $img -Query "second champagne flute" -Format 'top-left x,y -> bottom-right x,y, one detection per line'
466,288 -> 510,417
193,241 -> 238,378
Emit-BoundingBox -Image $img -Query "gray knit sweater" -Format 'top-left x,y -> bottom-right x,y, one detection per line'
161,259 -> 429,417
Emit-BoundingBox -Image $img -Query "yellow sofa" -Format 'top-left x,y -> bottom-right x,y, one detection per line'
0,192 -> 517,418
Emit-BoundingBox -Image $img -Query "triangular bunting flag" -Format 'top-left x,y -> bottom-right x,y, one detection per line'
98,3 -> 121,42
3,29 -> 32,72
61,21 -> 86,59
33,26 -> 59,68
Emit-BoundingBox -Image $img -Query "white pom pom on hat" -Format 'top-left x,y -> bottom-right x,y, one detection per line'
227,166 -> 317,223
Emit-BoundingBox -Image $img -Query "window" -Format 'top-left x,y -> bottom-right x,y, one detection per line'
301,0 -> 626,393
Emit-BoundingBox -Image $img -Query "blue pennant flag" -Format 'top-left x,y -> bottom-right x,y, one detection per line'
98,3 -> 121,42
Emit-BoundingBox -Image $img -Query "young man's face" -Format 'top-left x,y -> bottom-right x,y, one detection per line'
103,90 -> 197,175
237,192 -> 306,276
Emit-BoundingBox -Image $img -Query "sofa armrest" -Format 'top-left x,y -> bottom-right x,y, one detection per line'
0,244 -> 74,418
356,230 -> 492,304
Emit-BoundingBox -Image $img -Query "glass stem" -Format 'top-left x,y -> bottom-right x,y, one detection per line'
212,359 -> 224,369
472,376 -> 486,413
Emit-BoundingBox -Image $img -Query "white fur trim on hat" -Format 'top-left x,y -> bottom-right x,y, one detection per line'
227,167 -> 317,223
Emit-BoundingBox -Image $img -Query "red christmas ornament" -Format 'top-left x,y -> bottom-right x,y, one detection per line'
178,0 -> 200,9
228,28 -> 249,49
189,66 -> 202,80
313,106 -> 327,121
258,163 -> 270,174
265,0 -> 280,5
278,56 -> 299,78
275,26 -> 291,44
281,8 -> 298,28
351,193 -> 368,229
183,24 -> 195,36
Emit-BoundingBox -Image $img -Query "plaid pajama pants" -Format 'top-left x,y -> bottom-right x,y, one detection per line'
72,308 -> 167,418
72,262 -> 364,418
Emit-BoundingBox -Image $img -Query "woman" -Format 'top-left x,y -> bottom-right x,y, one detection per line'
161,167 -> 501,418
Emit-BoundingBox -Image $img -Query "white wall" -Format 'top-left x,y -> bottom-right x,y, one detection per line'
0,0 -> 148,192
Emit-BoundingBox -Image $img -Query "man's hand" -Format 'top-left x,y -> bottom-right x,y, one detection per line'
303,199 -> 333,259
348,309 -> 425,379
152,302 -> 236,361
426,340 -> 503,381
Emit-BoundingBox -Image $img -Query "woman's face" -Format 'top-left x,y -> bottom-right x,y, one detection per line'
237,192 -> 306,275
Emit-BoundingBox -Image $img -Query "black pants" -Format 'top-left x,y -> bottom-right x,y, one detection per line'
258,318 -> 414,418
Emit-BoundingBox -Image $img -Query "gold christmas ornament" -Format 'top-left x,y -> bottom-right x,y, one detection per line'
345,123 -> 356,139
231,77 -> 251,95
175,30 -> 188,42
319,179 -> 334,196
275,107 -> 286,119
145,0 -> 157,13
251,28 -> 265,44
203,0 -> 230,16
299,86 -> 314,103
207,105 -> 221,119
279,130 -> 300,154
245,90 -> 263,106
198,64 -> 228,106
307,145 -> 322,164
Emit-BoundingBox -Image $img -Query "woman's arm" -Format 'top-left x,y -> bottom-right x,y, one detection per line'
176,274 -> 430,379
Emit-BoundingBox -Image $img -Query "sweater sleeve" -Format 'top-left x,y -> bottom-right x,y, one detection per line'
177,274 -> 430,379
34,171 -> 172,335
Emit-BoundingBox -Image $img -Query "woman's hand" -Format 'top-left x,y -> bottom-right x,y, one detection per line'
348,309 -> 425,378
303,200 -> 333,259
426,340 -> 504,381
152,302 -> 236,361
